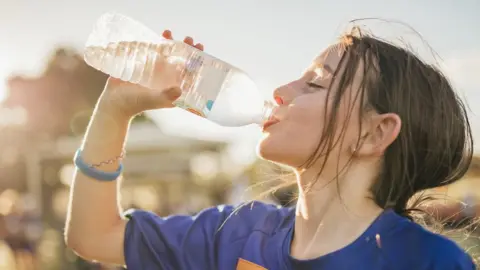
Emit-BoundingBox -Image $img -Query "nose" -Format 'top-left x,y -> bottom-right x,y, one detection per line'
273,82 -> 297,105
274,96 -> 284,105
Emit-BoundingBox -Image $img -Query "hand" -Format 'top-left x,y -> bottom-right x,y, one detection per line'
97,30 -> 205,119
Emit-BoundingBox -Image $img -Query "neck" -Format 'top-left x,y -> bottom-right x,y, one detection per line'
290,162 -> 383,260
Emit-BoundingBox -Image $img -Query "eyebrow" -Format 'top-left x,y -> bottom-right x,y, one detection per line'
315,45 -> 345,75
322,63 -> 335,75
304,59 -> 335,78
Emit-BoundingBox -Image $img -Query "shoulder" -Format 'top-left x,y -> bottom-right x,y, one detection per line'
419,230 -> 475,269
123,201 -> 294,269
125,200 -> 294,237
383,218 -> 475,269
213,200 -> 295,236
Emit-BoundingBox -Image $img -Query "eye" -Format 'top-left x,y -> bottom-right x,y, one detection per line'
306,82 -> 325,90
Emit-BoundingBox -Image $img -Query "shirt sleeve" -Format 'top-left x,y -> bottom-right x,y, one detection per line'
123,205 -> 235,270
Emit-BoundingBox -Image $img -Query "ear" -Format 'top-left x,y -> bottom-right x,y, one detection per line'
354,113 -> 401,157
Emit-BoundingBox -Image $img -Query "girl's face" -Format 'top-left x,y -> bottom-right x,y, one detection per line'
257,44 -> 367,177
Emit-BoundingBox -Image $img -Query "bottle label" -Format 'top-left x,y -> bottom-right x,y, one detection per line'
186,56 -> 203,72
178,55 -> 228,119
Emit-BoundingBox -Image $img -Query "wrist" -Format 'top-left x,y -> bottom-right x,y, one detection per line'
95,96 -> 135,123
82,99 -> 132,151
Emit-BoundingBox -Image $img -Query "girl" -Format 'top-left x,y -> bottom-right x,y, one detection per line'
65,29 -> 476,269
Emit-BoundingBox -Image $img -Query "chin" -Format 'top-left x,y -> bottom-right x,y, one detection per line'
256,136 -> 294,166
257,136 -> 278,160
257,133 -> 316,169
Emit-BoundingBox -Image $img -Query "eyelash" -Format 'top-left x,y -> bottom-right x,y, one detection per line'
306,82 -> 325,90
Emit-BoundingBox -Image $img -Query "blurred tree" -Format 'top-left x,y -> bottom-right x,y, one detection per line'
0,46 -> 152,198
2,47 -> 149,139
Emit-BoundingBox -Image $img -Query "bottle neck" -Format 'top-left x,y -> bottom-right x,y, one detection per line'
254,100 -> 276,125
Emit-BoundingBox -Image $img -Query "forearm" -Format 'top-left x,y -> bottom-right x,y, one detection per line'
65,100 -> 131,247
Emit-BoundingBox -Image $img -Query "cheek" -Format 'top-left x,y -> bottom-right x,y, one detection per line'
257,124 -> 322,165
257,97 -> 325,166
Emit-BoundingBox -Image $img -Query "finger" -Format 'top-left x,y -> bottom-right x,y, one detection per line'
162,30 -> 173,40
183,36 -> 194,46
194,43 -> 204,51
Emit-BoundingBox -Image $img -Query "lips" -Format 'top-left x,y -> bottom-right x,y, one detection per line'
262,117 -> 280,131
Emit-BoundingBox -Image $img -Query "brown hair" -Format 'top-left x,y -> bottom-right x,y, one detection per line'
275,25 -> 476,263
299,28 -> 473,216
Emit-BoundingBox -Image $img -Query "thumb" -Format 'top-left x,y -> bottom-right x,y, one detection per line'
145,86 -> 182,109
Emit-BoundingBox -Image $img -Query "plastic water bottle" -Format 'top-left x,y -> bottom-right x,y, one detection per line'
84,12 -> 275,127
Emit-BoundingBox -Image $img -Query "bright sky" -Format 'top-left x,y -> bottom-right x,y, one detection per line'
0,0 -> 479,152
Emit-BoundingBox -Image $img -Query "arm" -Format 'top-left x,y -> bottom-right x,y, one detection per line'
65,75 -> 185,265
64,94 -> 130,265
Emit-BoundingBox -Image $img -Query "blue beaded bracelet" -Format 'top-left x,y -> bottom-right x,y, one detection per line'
74,149 -> 123,181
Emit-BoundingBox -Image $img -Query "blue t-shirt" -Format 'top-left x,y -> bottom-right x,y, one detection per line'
123,201 -> 475,269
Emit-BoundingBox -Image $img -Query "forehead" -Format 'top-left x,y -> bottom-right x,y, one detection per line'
308,43 -> 345,76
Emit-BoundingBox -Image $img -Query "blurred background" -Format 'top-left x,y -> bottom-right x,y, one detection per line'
0,0 -> 479,269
